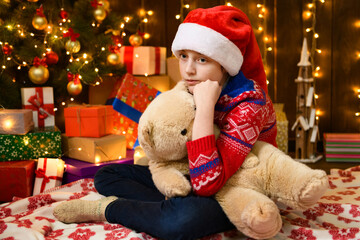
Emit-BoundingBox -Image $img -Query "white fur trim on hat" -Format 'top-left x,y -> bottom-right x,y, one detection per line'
171,23 -> 243,76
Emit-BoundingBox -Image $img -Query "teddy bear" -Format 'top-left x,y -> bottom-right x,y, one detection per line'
137,81 -> 329,240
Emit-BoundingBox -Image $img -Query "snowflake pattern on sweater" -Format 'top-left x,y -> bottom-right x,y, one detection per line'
186,72 -> 277,196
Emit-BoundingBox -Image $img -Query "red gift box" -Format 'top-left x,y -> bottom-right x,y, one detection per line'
112,73 -> 160,149
64,105 -> 114,138
0,160 -> 35,202
119,46 -> 166,76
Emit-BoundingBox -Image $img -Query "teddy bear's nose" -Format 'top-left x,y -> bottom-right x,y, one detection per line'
181,129 -> 187,136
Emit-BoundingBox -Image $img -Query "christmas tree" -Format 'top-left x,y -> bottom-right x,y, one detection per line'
0,0 -> 141,111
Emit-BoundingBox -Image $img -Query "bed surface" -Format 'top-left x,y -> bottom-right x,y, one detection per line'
1,166 -> 360,240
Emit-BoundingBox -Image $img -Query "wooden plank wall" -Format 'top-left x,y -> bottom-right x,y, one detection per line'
109,0 -> 360,144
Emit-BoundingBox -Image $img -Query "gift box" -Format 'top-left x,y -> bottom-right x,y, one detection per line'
0,109 -> 34,134
167,56 -> 182,86
0,160 -> 35,202
136,75 -> 171,93
112,73 -> 160,149
21,87 -> 55,128
33,158 -> 64,195
61,134 -> 127,163
324,133 -> 360,162
62,149 -> 134,184
89,75 -> 170,106
64,105 -> 114,138
0,127 -> 62,161
274,103 -> 288,154
118,46 -> 166,75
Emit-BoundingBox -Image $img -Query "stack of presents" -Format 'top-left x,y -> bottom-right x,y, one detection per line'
0,45 -> 291,203
0,46 -> 182,203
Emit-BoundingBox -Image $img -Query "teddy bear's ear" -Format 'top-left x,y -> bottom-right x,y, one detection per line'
139,122 -> 154,149
173,81 -> 188,92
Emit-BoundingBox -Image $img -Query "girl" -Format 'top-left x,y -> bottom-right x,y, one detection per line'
54,5 -> 277,240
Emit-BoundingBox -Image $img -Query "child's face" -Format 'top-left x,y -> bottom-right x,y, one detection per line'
178,50 -> 227,94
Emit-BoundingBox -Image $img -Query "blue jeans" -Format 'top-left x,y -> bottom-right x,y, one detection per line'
94,164 -> 235,240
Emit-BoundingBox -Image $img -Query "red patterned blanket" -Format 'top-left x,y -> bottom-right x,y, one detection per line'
1,166 -> 360,240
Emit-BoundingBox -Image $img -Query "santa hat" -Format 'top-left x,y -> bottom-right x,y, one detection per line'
171,5 -> 267,93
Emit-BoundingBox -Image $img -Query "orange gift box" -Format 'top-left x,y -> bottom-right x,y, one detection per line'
64,105 -> 114,138
0,160 -> 35,202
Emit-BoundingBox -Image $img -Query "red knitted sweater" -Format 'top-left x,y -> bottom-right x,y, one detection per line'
186,72 -> 277,196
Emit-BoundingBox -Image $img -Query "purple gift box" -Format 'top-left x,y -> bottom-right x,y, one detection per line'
63,150 -> 134,184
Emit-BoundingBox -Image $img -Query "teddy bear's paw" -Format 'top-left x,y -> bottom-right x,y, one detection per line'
240,202 -> 282,239
298,170 -> 329,209
163,180 -> 192,198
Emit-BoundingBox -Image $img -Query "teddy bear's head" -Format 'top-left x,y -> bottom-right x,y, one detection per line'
138,81 -> 195,162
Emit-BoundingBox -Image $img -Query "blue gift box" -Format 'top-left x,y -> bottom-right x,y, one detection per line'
63,150 -> 134,184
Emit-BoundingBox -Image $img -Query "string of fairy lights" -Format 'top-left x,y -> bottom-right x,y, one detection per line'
0,0 -> 153,107
303,0 -> 325,121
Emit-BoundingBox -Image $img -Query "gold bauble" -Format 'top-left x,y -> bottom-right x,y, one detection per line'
67,81 -> 83,96
107,53 -> 121,65
28,65 -> 49,84
32,15 -> 48,30
99,0 -> 110,11
129,34 -> 143,46
65,39 -> 81,53
27,0 -> 39,2
94,7 -> 107,22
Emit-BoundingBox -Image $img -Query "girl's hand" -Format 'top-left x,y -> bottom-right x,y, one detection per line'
193,80 -> 222,110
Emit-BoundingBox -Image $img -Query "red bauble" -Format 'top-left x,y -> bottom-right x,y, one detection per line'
2,43 -> 13,55
45,51 -> 59,65
60,9 -> 68,20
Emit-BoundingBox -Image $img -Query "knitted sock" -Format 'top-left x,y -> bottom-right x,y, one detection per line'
53,196 -> 118,223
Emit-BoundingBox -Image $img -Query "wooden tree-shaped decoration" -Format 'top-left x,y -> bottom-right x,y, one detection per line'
291,38 -> 322,162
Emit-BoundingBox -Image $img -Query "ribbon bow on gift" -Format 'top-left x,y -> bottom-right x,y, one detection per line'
35,159 -> 63,193
63,27 -> 80,42
27,93 -> 52,121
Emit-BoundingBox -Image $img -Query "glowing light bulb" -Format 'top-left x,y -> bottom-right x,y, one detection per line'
3,120 -> 13,130
144,33 -> 150,39
175,14 -> 181,19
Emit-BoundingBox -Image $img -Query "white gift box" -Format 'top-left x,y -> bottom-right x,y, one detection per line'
33,158 -> 64,195
21,87 -> 55,128
119,46 -> 166,76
